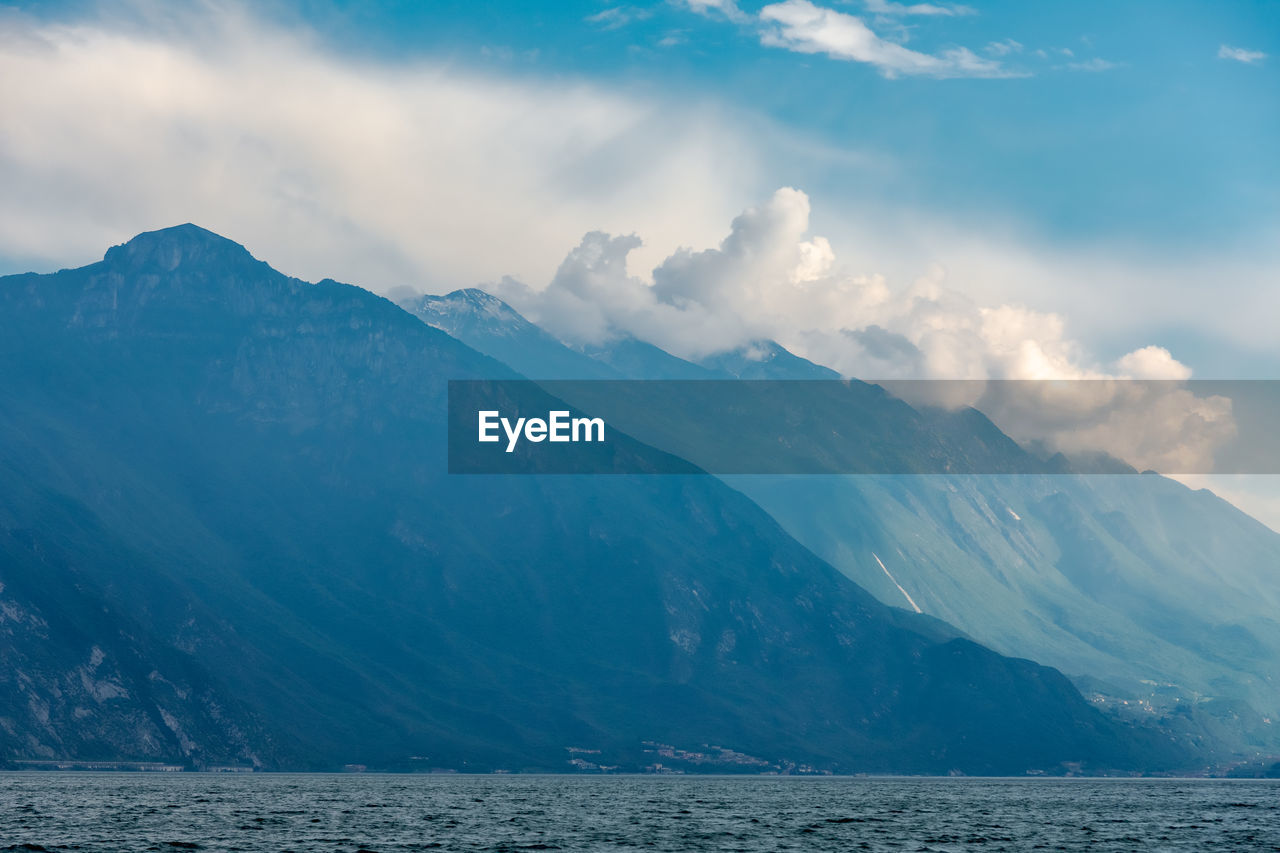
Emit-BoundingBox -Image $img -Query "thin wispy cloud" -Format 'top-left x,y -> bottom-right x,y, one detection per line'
585,6 -> 653,31
863,0 -> 976,17
1218,44 -> 1266,65
758,0 -> 1012,78
0,3 -> 768,288
680,0 -> 748,23
1064,57 -> 1117,72
984,38 -> 1022,57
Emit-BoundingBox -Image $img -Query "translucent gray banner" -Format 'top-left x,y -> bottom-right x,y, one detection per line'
447,380 -> 1279,475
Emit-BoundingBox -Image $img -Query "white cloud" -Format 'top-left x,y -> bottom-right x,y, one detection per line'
863,0 -> 977,16
1218,44 -> 1266,65
495,187 -> 1244,473
585,6 -> 653,30
680,0 -> 749,23
1064,57 -> 1117,72
0,2 -> 764,290
1046,385 -> 1235,473
758,0 -> 1010,78
497,186 -> 1184,381
1114,346 -> 1192,380
984,39 -> 1023,57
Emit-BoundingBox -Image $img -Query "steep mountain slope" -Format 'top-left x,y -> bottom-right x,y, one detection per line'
0,225 -> 1181,774
584,337 -> 717,379
732,473 -> 1280,750
419,288 -> 1280,756
0,508 -> 284,767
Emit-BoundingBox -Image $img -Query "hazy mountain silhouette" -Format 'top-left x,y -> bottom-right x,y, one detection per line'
422,287 -> 1280,758
0,226 -> 1188,773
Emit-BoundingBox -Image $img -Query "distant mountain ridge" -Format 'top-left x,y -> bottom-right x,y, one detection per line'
417,284 -> 1280,758
0,225 -> 1187,773
409,288 -> 622,379
701,339 -> 840,380
406,288 -> 837,380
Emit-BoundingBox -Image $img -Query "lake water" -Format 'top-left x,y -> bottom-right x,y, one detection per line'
2,774 -> 1278,852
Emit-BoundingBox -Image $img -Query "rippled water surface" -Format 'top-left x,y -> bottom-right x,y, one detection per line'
2,773 -> 1279,852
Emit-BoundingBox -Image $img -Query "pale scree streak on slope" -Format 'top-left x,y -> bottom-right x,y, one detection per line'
872,552 -> 923,614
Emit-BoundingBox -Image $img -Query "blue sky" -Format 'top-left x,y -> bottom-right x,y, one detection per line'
271,0 -> 1279,251
14,0 -> 1277,253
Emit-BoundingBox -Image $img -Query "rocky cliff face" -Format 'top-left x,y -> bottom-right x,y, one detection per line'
0,520 -> 275,768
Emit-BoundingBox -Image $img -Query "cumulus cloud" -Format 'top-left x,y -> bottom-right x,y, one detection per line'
498,188 -> 843,356
1114,345 -> 1192,380
494,231 -> 747,354
938,379 -> 1236,474
499,187 -> 1184,378
1045,385 -> 1235,473
496,187 -> 1238,472
1218,45 -> 1266,65
758,0 -> 1009,78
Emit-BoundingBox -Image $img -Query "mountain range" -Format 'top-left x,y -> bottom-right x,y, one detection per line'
407,286 -> 1280,759
0,225 -> 1249,774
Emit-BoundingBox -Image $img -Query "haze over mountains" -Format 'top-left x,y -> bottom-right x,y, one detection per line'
410,286 -> 1280,758
0,224 -> 1201,775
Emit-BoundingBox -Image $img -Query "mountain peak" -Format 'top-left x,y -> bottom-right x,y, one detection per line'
420,288 -> 514,317
103,224 -> 259,273
701,339 -> 841,380
451,287 -> 503,305
405,288 -> 624,379
410,288 -> 532,336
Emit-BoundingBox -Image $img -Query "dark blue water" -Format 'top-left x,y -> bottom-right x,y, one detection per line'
2,774 -> 1278,852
